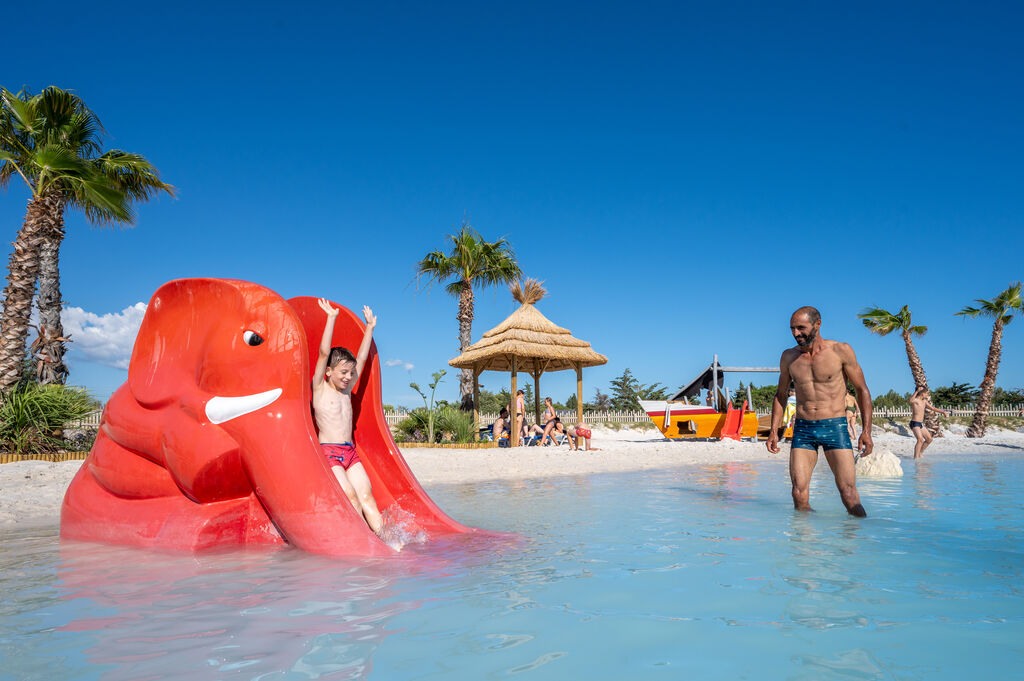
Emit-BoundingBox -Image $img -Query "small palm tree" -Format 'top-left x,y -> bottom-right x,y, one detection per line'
955,283 -> 1024,437
0,87 -> 174,391
857,306 -> 938,433
415,221 -> 521,410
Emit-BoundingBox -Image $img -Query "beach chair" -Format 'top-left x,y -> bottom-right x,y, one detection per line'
526,431 -> 568,446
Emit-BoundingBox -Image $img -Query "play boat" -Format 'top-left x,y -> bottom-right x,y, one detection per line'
640,355 -> 780,440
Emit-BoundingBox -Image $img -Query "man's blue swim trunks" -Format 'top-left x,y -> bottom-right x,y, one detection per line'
790,417 -> 853,452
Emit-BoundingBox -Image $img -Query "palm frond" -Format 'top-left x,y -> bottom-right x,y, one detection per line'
445,280 -> 468,297
1,89 -> 38,133
955,305 -> 982,318
94,150 -> 176,200
72,175 -> 131,224
857,307 -> 900,335
34,145 -> 88,174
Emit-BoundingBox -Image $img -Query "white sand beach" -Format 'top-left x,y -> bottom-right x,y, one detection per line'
3,424 -> 1024,529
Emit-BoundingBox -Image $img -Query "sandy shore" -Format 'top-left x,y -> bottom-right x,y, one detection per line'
3,425 -> 1023,528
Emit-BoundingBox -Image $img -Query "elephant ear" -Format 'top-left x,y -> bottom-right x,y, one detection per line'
129,279 -> 244,408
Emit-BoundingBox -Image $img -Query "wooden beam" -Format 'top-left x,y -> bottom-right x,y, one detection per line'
473,365 -> 481,441
532,368 -> 542,426
511,357 -> 518,447
576,362 -> 583,427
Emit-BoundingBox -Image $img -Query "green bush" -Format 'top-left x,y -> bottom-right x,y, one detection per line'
0,384 -> 96,453
434,406 -> 475,443
394,406 -> 476,443
394,409 -> 431,443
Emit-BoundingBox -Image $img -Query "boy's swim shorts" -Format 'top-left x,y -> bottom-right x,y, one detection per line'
321,442 -> 360,470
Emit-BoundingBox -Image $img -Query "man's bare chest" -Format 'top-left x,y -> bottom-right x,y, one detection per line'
791,351 -> 843,383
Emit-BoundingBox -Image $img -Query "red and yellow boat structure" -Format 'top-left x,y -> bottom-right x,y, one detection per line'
640,355 -> 790,440
639,399 -> 760,439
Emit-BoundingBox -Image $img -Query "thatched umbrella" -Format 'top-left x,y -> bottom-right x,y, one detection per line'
449,279 -> 607,445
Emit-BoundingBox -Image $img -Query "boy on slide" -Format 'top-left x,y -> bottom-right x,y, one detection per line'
313,298 -> 383,535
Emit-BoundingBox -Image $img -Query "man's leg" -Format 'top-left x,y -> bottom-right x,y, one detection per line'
789,447 -> 818,511
920,428 -> 934,454
823,449 -> 866,517
346,462 -> 383,535
912,426 -> 927,459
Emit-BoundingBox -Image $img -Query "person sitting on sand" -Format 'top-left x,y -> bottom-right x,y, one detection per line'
567,423 -> 600,451
492,407 -> 511,445
909,387 -> 949,459
313,299 -> 384,536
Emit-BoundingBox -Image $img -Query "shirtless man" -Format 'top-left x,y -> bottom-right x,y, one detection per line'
908,387 -> 948,459
767,306 -> 873,517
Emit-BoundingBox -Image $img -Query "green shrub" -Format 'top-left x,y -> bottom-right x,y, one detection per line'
395,409 -> 431,443
434,406 -> 475,443
0,384 -> 96,453
394,406 -> 476,443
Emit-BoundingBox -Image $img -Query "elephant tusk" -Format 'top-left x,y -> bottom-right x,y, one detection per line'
205,388 -> 283,424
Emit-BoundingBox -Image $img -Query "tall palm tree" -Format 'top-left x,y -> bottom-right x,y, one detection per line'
415,221 -> 521,410
857,305 -> 939,434
0,87 -> 174,391
955,283 -> 1024,437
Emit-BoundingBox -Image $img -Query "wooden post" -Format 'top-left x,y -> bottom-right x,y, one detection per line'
533,368 -> 542,426
511,358 -> 519,447
473,366 -> 481,441
576,363 -> 583,426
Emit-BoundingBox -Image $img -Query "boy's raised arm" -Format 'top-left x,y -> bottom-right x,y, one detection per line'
313,298 -> 339,388
354,305 -> 377,377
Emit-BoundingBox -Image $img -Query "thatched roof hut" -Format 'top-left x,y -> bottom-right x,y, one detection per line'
449,279 -> 607,444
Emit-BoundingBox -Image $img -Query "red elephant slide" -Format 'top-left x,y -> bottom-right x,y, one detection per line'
61,278 -> 476,556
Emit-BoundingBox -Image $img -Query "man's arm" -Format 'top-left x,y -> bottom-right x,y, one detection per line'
925,403 -> 949,416
766,351 -> 793,453
353,305 -> 377,378
838,343 -> 873,455
313,298 -> 338,389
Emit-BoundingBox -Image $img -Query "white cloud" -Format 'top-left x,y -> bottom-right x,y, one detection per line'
385,358 -> 415,371
62,303 -> 148,370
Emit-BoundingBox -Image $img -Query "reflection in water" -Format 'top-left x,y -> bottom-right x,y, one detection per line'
52,542 -> 417,680
782,513 -> 866,629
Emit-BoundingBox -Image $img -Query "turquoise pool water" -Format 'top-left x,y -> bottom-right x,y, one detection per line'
2,456 -> 1023,680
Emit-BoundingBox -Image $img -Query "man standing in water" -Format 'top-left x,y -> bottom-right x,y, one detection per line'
908,387 -> 948,459
767,306 -> 873,517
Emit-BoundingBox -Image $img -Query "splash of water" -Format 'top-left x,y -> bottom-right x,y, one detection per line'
379,505 -> 428,551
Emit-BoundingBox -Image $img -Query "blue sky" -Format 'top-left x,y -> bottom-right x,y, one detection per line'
3,1 -> 1022,408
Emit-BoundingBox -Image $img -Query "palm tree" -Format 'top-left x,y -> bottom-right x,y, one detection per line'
0,87 -> 174,391
857,305 -> 940,434
955,283 -> 1024,437
415,221 -> 521,410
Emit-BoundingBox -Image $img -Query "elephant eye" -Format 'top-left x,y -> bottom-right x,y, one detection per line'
243,330 -> 264,347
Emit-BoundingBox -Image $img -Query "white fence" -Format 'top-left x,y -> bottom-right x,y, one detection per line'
68,404 -> 1024,431
385,409 -> 651,426
66,411 -> 103,429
